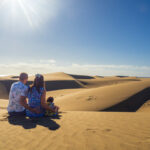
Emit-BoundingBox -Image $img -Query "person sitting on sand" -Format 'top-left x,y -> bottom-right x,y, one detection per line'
45,97 -> 59,116
26,74 -> 55,117
7,73 -> 39,116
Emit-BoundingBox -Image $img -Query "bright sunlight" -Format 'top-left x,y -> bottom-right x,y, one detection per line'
0,0 -> 61,29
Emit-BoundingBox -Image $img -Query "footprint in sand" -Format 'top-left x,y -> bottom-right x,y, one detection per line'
0,114 -> 9,121
0,116 -> 8,121
86,128 -> 98,133
86,96 -> 96,101
0,118 -> 7,121
103,129 -> 112,132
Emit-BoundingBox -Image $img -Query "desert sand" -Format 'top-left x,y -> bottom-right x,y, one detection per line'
0,72 -> 150,150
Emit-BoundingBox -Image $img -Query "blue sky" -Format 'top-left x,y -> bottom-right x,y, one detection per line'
0,0 -> 150,76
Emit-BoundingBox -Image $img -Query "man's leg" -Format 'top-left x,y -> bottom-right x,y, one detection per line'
8,110 -> 26,116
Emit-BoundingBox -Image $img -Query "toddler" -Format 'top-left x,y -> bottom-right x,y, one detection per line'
45,97 -> 59,116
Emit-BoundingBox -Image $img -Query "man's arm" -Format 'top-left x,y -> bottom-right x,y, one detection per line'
20,96 -> 40,114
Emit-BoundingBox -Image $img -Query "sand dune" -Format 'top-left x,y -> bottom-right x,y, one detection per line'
1,72 -> 149,111
53,80 -> 150,111
0,72 -> 141,99
42,73 -> 84,91
0,99 -> 8,110
78,78 -> 140,88
68,73 -> 95,79
1,73 -> 150,150
0,83 -> 9,99
29,72 -> 75,81
0,72 -> 84,98
1,111 -> 150,150
137,100 -> 150,112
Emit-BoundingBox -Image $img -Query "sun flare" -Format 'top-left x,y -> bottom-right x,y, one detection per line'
0,0 -> 61,29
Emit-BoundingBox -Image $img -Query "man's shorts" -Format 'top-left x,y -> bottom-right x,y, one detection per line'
8,110 -> 26,116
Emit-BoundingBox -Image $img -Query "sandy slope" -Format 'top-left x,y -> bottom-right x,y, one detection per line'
0,72 -> 142,99
137,100 -> 150,112
2,79 -> 150,112
53,80 -> 150,111
0,111 -> 150,150
0,99 -> 8,109
0,72 -> 84,99
0,83 -> 8,99
1,73 -> 150,112
29,72 -> 76,81
77,77 -> 140,88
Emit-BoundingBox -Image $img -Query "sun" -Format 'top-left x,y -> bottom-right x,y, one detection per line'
0,0 -> 61,29
0,0 -> 37,28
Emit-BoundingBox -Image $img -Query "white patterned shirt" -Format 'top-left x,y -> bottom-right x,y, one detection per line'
7,81 -> 28,112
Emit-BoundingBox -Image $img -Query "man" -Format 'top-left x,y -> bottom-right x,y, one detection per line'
7,73 -> 39,116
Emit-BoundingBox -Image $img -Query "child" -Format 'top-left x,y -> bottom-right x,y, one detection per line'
45,97 -> 59,116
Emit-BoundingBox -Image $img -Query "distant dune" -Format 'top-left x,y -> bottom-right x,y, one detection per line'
1,72 -> 150,112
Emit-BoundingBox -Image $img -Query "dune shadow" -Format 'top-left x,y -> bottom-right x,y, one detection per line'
0,80 -> 33,99
7,115 -> 61,130
68,74 -> 94,79
45,80 -> 82,91
116,75 -> 129,78
102,87 -> 150,112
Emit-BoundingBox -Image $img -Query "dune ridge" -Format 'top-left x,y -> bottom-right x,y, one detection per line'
0,72 -> 141,99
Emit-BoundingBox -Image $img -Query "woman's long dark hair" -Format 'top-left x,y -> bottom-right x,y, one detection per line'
29,74 -> 45,93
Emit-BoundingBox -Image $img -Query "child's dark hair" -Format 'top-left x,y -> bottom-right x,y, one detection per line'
47,97 -> 54,103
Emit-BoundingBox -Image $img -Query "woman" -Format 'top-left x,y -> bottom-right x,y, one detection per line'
26,74 -> 54,117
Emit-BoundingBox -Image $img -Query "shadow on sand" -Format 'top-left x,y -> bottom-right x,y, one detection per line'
102,87 -> 150,112
7,115 -> 61,130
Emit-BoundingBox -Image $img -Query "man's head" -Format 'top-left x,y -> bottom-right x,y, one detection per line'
19,73 -> 28,84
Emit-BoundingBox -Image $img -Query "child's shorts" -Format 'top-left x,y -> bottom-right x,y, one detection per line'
45,110 -> 57,117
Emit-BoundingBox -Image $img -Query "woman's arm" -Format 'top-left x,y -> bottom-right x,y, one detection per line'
41,90 -> 55,112
20,96 -> 41,114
